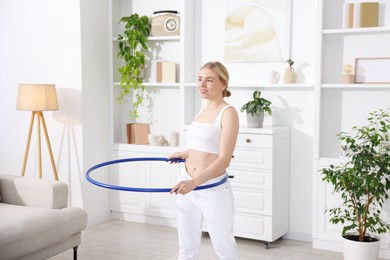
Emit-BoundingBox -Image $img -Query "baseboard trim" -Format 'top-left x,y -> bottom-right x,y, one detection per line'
283,231 -> 313,242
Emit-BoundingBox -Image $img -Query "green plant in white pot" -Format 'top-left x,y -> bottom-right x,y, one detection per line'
320,108 -> 390,260
117,13 -> 150,120
240,90 -> 272,128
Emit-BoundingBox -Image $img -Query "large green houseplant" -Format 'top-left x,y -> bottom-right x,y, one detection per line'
117,13 -> 150,120
320,108 -> 390,259
240,90 -> 272,128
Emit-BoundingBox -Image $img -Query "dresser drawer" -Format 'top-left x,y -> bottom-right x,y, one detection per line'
234,213 -> 272,241
236,133 -> 273,148
233,188 -> 272,216
228,167 -> 272,190
231,148 -> 273,169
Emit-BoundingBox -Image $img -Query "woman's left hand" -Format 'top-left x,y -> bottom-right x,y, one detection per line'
170,179 -> 198,195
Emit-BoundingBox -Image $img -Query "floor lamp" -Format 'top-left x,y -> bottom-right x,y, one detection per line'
16,84 -> 59,180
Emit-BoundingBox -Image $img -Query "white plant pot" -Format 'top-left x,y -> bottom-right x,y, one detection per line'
246,112 -> 264,128
343,235 -> 380,260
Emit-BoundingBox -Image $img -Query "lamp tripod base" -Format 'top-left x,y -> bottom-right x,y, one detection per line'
21,111 -> 59,180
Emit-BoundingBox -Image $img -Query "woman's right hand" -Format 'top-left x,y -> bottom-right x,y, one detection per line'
167,150 -> 189,164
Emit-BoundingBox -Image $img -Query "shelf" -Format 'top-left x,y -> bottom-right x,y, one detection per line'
113,35 -> 180,42
321,83 -> 390,89
184,82 -> 196,87
184,82 -> 314,89
114,82 -> 314,90
148,36 -> 180,41
323,27 -> 390,35
230,83 -> 314,89
113,82 -> 180,88
318,157 -> 347,167
144,82 -> 180,88
111,143 -> 183,153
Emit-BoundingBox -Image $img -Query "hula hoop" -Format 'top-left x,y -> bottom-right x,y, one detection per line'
85,157 -> 228,192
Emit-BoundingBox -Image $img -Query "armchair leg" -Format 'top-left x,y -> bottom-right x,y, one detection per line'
73,246 -> 78,260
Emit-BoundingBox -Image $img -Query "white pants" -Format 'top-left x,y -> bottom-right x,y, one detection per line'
176,168 -> 238,260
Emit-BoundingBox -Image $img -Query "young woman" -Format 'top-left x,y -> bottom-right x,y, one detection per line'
168,61 -> 239,259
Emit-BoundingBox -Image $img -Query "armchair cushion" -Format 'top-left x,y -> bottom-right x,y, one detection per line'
0,203 -> 86,257
0,174 -> 67,209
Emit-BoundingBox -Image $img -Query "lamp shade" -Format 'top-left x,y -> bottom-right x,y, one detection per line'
16,84 -> 59,111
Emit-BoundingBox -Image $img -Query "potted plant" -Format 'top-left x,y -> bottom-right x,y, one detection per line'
117,13 -> 151,120
320,108 -> 390,260
283,58 -> 296,83
240,90 -> 272,128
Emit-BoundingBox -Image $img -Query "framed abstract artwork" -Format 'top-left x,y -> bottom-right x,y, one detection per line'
224,0 -> 292,63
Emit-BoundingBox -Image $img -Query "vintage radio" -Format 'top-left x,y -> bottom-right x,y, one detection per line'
151,10 -> 180,36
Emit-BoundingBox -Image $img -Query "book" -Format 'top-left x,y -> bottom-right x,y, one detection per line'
343,3 -> 354,28
156,61 -> 176,83
359,2 -> 379,27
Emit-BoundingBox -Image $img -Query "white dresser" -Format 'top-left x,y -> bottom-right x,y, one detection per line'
229,126 -> 290,248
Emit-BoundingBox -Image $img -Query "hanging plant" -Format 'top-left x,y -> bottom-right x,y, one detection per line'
117,13 -> 150,120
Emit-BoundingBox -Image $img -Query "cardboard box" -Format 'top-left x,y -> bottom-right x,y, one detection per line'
343,3 -> 354,28
156,61 -> 176,83
126,123 -> 150,144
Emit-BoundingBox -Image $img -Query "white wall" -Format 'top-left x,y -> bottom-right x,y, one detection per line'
200,0 -> 316,241
0,0 -> 110,225
80,0 -> 111,225
0,0 -> 82,177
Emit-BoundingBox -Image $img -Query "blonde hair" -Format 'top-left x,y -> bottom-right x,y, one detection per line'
200,61 -> 231,97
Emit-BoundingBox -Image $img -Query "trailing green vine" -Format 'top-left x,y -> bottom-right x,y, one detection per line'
117,13 -> 150,120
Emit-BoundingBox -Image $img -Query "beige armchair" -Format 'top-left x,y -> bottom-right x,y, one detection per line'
0,174 -> 87,260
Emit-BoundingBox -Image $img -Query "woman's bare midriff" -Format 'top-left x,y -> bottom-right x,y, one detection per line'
185,149 -> 225,178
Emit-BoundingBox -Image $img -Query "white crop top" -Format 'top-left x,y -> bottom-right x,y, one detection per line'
186,105 -> 232,154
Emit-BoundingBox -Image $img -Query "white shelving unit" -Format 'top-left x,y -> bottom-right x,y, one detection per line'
108,0 -> 197,147
107,0 -> 196,228
313,0 -> 390,257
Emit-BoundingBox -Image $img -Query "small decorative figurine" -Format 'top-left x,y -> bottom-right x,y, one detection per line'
269,71 -> 280,84
148,134 -> 169,146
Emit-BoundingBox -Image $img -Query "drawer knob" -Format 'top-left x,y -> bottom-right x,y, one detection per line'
245,138 -> 252,143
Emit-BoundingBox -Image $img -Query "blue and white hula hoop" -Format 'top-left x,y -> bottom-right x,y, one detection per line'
85,157 -> 228,192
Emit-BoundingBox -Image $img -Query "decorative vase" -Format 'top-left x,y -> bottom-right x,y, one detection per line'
343,235 -> 380,260
283,67 -> 296,83
246,112 -> 265,128
170,131 -> 179,146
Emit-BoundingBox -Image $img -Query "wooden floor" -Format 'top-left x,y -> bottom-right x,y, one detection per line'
49,219 -> 344,260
